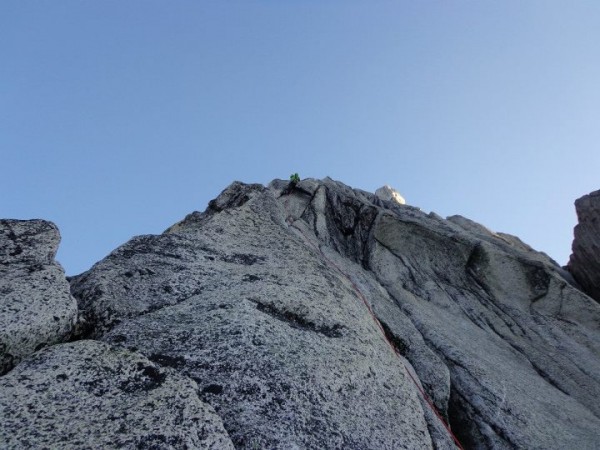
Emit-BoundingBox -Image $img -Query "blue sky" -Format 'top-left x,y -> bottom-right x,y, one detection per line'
2,1 -> 599,275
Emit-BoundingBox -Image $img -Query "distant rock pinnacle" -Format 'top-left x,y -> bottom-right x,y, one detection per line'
568,189 -> 600,303
375,184 -> 406,205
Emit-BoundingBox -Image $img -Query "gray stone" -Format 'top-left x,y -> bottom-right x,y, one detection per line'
0,340 -> 233,449
72,182 -> 434,449
0,219 -> 77,374
568,189 -> 600,302
369,213 -> 600,449
40,178 -> 600,448
278,177 -> 600,448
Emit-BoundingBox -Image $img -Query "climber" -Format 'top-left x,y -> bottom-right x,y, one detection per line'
283,173 -> 300,195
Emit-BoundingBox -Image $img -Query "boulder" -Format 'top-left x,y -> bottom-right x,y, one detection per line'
568,189 -> 600,302
0,340 -> 233,449
375,184 -> 406,205
0,219 -> 77,374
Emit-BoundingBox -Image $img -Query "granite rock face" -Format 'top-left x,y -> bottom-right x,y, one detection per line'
3,179 -> 600,449
276,178 -> 600,449
0,219 -> 77,374
568,189 -> 600,303
71,182 -> 435,449
0,340 -> 234,449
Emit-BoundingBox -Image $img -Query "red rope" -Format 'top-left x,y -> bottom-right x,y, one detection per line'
284,205 -> 464,450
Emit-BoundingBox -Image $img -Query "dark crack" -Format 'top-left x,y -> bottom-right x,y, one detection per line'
221,253 -> 266,265
249,299 -> 344,338
449,388 -> 519,450
378,320 -> 408,357
529,361 -> 570,396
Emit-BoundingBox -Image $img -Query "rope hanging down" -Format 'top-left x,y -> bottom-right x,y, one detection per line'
283,195 -> 464,450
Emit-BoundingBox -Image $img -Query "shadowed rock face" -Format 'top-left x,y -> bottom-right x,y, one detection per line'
2,179 -> 600,449
568,189 -> 600,303
0,219 -> 77,374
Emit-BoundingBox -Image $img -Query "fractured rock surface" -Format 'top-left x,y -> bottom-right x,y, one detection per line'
72,182 -> 434,449
276,178 -> 600,448
3,179 -> 600,449
0,219 -> 77,374
568,189 -> 600,303
0,340 -> 233,449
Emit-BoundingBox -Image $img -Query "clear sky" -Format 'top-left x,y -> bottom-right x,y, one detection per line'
2,1 -> 599,275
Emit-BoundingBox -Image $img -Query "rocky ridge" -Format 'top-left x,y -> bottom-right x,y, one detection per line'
1,178 -> 599,449
568,189 -> 600,303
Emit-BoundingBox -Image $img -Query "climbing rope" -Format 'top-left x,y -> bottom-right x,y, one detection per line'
282,193 -> 464,450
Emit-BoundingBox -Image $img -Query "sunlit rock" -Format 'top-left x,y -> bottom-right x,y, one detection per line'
376,184 -> 406,205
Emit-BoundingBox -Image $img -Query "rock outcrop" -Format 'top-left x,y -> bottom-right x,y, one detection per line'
70,182 -> 434,449
0,340 -> 233,449
1,178 -> 600,449
568,189 -> 600,303
0,219 -> 77,374
375,185 -> 406,205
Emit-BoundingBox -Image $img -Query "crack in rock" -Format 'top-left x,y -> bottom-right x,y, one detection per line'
249,298 -> 344,338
